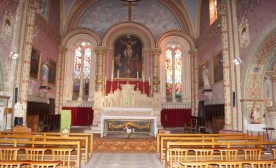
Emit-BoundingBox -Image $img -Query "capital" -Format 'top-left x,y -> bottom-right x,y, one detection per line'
59,46 -> 68,53
151,48 -> 162,55
95,46 -> 106,55
189,49 -> 198,56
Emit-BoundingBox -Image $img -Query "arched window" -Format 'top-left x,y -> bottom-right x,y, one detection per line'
165,44 -> 182,101
73,42 -> 92,100
209,0 -> 217,25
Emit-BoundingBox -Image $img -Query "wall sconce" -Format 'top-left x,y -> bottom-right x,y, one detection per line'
233,58 -> 242,65
9,51 -> 19,60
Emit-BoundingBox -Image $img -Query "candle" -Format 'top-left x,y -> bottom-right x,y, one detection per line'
142,73 -> 144,82
104,77 -> 106,85
149,77 -> 150,85
111,72 -> 113,81
137,71 -> 139,79
117,70 -> 120,78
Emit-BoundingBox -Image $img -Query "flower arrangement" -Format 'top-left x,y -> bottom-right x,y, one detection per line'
124,126 -> 135,138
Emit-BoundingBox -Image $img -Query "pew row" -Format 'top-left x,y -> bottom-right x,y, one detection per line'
0,131 -> 93,157
159,135 -> 262,160
0,139 -> 81,168
0,134 -> 90,164
175,160 -> 275,168
157,133 -> 248,153
0,160 -> 61,168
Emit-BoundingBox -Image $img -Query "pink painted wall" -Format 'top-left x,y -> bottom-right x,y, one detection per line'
28,1 -> 61,99
48,0 -> 60,32
0,0 -> 17,85
238,0 -> 276,97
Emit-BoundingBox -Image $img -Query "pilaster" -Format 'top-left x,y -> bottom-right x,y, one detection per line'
95,46 -> 106,92
189,49 -> 198,116
152,48 -> 161,94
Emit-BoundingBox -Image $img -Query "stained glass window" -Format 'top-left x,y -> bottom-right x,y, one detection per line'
209,0 -> 217,25
73,42 -> 91,100
165,46 -> 182,101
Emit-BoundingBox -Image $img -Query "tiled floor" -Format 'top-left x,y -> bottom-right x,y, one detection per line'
83,152 -> 164,168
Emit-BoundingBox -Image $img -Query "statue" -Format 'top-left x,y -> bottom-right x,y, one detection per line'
13,101 -> 26,126
41,61 -> 49,87
202,66 -> 211,89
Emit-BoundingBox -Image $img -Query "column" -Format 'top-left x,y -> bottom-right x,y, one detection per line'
152,48 -> 161,93
171,49 -> 176,102
19,1 -> 36,126
55,46 -> 67,113
218,1 -> 232,130
272,75 -> 276,106
95,46 -> 106,92
189,49 -> 198,116
78,48 -> 85,101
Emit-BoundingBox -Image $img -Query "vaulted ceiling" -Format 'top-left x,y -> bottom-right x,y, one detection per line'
61,0 -> 199,40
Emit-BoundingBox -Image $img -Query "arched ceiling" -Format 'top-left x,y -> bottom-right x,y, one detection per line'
62,0 -> 198,40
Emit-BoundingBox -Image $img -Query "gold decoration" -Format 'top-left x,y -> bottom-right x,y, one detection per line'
108,121 -> 150,130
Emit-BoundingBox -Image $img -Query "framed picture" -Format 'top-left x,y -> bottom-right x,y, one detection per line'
198,62 -> 206,88
29,47 -> 41,79
213,52 -> 223,83
48,59 -> 56,85
113,34 -> 143,79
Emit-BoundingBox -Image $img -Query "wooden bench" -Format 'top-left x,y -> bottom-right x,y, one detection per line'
159,136 -> 261,160
0,160 -> 61,168
176,160 -> 275,168
157,133 -> 248,153
0,131 -> 93,157
0,139 -> 81,168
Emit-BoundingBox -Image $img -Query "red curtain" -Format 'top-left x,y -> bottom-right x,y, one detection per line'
161,109 -> 191,127
105,80 -> 150,96
62,107 -> 93,126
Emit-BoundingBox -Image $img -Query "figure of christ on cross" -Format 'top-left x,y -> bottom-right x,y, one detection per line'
121,0 -> 141,21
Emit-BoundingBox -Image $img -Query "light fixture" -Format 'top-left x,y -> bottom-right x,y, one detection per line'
233,58 -> 242,65
9,51 -> 19,60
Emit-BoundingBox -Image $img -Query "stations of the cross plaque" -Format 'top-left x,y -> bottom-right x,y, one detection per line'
121,0 -> 141,21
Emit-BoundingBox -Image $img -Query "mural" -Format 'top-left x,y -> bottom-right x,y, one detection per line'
29,47 -> 41,80
213,52 -> 223,83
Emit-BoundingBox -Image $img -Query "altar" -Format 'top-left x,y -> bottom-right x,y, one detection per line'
90,83 -> 162,135
100,108 -> 157,137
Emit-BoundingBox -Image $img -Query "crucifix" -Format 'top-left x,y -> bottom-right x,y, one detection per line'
122,0 -> 140,21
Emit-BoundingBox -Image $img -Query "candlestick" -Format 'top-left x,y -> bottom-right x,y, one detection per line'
149,77 -> 150,85
142,73 -> 144,82
117,70 -> 120,78
137,71 -> 139,79
111,72 -> 113,81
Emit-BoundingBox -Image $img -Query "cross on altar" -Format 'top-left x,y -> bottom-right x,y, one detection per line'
122,0 -> 140,21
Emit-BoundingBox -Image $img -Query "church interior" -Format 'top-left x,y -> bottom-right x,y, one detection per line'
0,0 -> 276,167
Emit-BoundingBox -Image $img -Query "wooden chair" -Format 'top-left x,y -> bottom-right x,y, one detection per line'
175,162 -> 208,168
218,149 -> 238,161
193,149 -> 214,161
184,118 -> 198,133
0,161 -> 20,168
0,148 -> 19,161
243,148 -> 262,160
25,148 -> 47,161
166,148 -> 189,168
30,161 -> 61,168
216,161 -> 241,168
51,148 -> 75,168
272,148 -> 276,159
248,160 -> 275,168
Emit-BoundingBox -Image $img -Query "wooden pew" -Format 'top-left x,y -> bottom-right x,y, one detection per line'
0,134 -> 89,164
0,160 -> 61,168
0,139 -> 81,168
157,133 -> 248,153
176,160 -> 275,168
159,136 -> 261,160
0,131 -> 93,157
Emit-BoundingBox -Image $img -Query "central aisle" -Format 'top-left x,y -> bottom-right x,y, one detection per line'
84,153 -> 164,168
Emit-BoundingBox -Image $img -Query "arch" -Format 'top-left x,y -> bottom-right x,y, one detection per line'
158,34 -> 192,102
102,22 -> 155,49
61,29 -> 100,101
243,25 -> 276,124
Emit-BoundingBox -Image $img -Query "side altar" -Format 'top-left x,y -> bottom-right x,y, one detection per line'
90,83 -> 162,135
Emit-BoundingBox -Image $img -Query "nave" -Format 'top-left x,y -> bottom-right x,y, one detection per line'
84,153 -> 164,168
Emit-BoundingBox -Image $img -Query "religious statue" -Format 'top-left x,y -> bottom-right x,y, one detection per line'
239,17 -> 250,48
41,61 -> 49,87
1,11 -> 14,41
202,66 -> 211,89
13,101 -> 26,126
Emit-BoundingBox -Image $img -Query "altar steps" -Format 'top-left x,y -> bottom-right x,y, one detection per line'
93,133 -> 156,152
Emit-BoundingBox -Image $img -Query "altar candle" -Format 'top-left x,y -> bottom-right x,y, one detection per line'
142,74 -> 144,82
137,71 -> 139,79
117,70 -> 120,78
111,72 -> 113,81
149,77 -> 150,85
104,77 -> 106,85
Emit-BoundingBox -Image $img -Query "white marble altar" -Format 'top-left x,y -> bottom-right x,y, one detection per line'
90,83 -> 162,134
